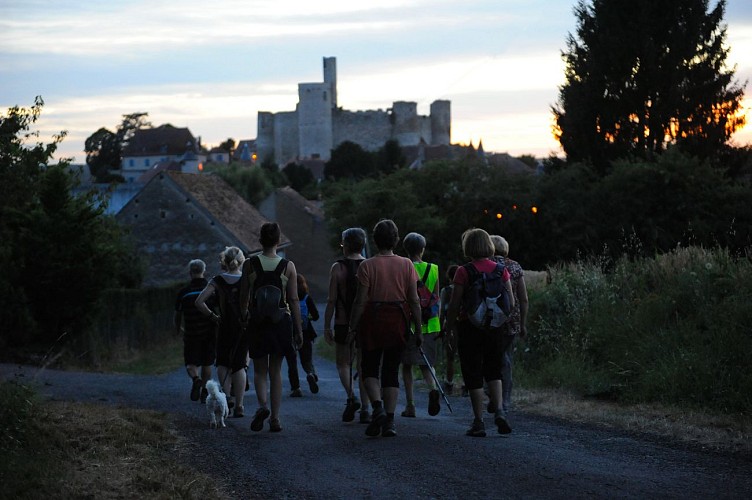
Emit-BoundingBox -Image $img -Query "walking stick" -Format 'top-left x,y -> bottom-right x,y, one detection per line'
419,345 -> 453,413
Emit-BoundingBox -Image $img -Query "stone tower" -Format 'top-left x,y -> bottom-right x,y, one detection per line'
430,100 -> 451,145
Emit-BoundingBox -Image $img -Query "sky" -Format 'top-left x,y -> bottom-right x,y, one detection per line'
2,0 -> 752,165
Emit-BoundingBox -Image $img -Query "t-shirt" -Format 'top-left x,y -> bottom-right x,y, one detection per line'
356,254 -> 418,302
175,277 -> 215,337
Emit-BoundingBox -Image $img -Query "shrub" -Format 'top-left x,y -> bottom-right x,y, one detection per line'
521,246 -> 752,412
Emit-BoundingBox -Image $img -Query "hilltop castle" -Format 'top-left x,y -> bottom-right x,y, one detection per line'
256,57 -> 451,165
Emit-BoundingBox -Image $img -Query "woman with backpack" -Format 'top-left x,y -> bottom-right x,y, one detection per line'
444,228 -> 515,437
348,219 -> 422,438
195,246 -> 248,418
239,222 -> 304,433
399,232 -> 442,418
323,227 -> 371,424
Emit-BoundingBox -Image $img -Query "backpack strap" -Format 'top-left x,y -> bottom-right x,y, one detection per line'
273,258 -> 289,276
420,263 -> 432,284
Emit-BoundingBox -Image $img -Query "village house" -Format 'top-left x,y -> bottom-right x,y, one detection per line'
116,171 -> 289,286
121,124 -> 207,183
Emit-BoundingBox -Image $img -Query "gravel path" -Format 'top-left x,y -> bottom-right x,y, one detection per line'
3,322 -> 751,499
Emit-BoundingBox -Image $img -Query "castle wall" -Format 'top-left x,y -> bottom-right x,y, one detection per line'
259,58 -> 452,165
256,112 -> 275,164
273,111 -> 298,165
332,109 -> 392,152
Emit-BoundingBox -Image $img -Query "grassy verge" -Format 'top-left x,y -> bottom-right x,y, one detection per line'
1,381 -> 229,499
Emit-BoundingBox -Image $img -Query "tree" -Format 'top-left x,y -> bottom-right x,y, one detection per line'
85,127 -> 120,181
324,141 -> 376,180
218,138 -> 235,154
376,139 -> 406,174
282,162 -> 315,192
0,98 -> 140,347
84,112 -> 151,183
553,0 -> 746,172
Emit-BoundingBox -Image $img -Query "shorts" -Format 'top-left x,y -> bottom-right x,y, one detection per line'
334,324 -> 350,345
248,312 -> 295,359
400,332 -> 438,366
183,333 -> 216,367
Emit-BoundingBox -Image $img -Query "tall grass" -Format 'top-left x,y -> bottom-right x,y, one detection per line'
520,246 -> 752,413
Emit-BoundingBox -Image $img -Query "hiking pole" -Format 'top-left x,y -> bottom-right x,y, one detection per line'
418,345 -> 453,413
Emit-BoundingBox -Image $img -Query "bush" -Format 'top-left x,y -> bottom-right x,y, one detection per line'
522,246 -> 752,412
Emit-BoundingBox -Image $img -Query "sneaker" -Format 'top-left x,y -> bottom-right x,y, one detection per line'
466,419 -> 486,437
428,389 -> 441,416
290,388 -> 303,397
269,418 -> 282,432
307,373 -> 319,394
233,405 -> 244,418
250,407 -> 270,431
381,419 -> 396,437
200,387 -> 208,404
401,404 -> 416,418
366,407 -> 387,437
359,409 -> 371,424
342,397 -> 361,422
190,378 -> 202,401
494,411 -> 512,434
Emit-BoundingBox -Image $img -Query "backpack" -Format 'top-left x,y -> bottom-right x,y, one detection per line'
249,256 -> 289,325
416,263 -> 440,324
299,294 -> 310,330
337,258 -> 362,318
462,262 -> 511,331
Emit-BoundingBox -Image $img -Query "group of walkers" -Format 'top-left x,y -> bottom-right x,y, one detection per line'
173,219 -> 528,437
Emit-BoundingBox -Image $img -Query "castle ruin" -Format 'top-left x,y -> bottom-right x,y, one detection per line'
256,57 -> 451,165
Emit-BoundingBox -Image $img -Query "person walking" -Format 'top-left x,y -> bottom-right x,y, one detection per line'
438,264 -> 459,395
445,228 -> 515,437
195,247 -> 248,417
239,222 -> 304,433
490,235 -> 528,422
323,228 -> 371,423
283,273 -> 320,397
174,259 -> 216,404
349,220 -> 422,438
399,232 -> 442,418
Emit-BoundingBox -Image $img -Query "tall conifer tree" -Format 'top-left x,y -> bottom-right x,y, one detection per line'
553,0 -> 746,172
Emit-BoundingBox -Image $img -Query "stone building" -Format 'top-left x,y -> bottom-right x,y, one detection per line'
256,57 -> 451,165
117,171 -> 289,287
258,187 -> 333,298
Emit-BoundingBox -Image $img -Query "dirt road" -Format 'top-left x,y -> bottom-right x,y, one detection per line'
2,354 -> 750,499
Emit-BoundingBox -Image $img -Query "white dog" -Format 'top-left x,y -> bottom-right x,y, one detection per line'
205,380 -> 229,429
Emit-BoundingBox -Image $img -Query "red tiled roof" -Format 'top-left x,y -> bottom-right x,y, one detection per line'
166,171 -> 290,252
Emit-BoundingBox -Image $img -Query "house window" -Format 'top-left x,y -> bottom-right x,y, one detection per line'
217,154 -> 223,161
160,210 -> 166,219
145,159 -> 151,167
323,91 -> 327,101
129,159 -> 134,167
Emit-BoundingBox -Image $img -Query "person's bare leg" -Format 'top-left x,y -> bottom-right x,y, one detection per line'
335,344 -> 352,397
487,379 -> 502,412
382,386 -> 399,413
232,369 -> 246,411
200,365 -> 213,383
470,388 -> 485,420
217,365 -> 231,394
253,357 -> 269,409
356,350 -> 370,408
269,355 -> 284,421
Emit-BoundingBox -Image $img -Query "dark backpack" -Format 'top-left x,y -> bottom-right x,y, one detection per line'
416,263 -> 440,324
337,258 -> 362,318
249,256 -> 289,325
462,262 -> 511,331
